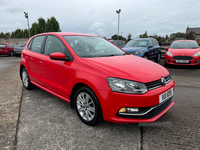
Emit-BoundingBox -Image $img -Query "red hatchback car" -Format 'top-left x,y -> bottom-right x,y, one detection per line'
20,32 -> 175,126
0,43 -> 15,56
164,40 -> 200,67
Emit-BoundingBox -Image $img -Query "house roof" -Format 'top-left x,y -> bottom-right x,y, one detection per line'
186,27 -> 200,34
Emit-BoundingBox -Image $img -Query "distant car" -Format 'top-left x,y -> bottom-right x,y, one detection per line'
109,40 -> 126,48
123,38 -> 161,62
0,43 -> 15,56
20,32 -> 175,126
14,43 -> 26,56
164,40 -> 200,67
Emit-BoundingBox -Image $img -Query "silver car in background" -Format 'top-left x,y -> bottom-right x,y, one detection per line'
14,43 -> 26,56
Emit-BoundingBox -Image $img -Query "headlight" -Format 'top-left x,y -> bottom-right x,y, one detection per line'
166,51 -> 173,56
134,50 -> 143,55
107,77 -> 148,94
193,52 -> 200,56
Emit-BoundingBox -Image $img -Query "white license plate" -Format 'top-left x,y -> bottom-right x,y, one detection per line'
176,60 -> 188,63
159,88 -> 173,103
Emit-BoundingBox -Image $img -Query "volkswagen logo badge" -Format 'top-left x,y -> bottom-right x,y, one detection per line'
161,77 -> 166,86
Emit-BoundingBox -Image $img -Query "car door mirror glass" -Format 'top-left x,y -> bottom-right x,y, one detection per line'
149,45 -> 153,48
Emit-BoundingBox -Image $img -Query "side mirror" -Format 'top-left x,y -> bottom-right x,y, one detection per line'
164,47 -> 169,50
49,52 -> 68,61
149,45 -> 153,48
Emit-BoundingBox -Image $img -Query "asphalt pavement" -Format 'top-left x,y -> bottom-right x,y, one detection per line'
0,56 -> 200,150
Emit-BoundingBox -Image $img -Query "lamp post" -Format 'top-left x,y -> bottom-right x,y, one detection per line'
24,12 -> 30,38
116,9 -> 121,40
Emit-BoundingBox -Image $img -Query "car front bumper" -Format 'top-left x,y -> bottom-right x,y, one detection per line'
165,54 -> 200,65
97,80 -> 175,123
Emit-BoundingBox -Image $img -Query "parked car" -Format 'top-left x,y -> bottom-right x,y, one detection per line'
0,43 -> 15,56
109,40 -> 126,48
20,32 -> 175,126
14,43 -> 26,56
164,40 -> 200,68
123,38 -> 161,62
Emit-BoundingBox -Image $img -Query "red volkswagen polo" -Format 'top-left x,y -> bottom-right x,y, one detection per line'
164,40 -> 200,67
20,32 -> 175,126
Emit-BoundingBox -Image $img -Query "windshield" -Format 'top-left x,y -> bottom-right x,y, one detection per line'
170,41 -> 199,49
125,40 -> 148,48
63,36 -> 125,57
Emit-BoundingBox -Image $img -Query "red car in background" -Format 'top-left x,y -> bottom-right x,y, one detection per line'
164,40 -> 200,68
20,32 -> 175,126
0,43 -> 15,56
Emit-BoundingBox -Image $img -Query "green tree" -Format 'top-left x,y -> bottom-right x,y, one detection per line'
170,32 -> 185,41
127,33 -> 132,41
30,22 -> 38,36
0,32 -> 5,38
45,16 -> 61,32
111,34 -> 126,41
139,31 -> 148,38
23,29 -> 29,38
37,17 -> 46,33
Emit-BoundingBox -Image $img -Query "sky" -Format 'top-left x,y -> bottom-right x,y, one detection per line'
0,0 -> 200,39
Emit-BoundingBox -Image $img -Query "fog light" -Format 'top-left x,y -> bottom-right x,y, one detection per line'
194,60 -> 200,64
119,107 -> 126,113
166,59 -> 170,62
119,107 -> 139,113
126,108 -> 139,113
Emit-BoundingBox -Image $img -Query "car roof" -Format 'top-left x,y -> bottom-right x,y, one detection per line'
135,38 -> 154,40
173,40 -> 196,42
33,32 -> 97,37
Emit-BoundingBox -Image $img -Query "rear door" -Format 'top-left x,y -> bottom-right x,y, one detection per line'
153,39 -> 160,58
25,35 -> 46,85
148,40 -> 154,59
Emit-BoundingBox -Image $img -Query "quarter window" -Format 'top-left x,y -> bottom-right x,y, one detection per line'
44,35 -> 66,55
148,40 -> 153,46
30,36 -> 45,53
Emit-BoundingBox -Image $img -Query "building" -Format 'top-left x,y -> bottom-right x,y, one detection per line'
186,27 -> 200,43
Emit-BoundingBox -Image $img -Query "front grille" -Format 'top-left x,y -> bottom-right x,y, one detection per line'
116,97 -> 173,119
172,56 -> 193,60
145,75 -> 171,90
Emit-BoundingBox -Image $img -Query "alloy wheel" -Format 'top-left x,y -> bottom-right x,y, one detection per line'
22,71 -> 29,88
76,92 -> 95,121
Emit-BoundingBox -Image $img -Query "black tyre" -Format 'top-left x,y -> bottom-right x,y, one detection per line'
21,68 -> 35,90
143,53 -> 148,59
9,51 -> 14,57
155,52 -> 161,62
74,86 -> 103,126
164,62 -> 170,68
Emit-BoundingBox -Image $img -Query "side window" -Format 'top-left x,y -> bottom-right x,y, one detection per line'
44,35 -> 66,55
148,40 -> 153,46
30,36 -> 45,53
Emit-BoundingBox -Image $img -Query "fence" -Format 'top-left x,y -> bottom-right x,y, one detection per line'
160,43 -> 170,59
0,38 -> 29,44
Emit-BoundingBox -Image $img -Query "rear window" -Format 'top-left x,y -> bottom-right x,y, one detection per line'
9,44 -> 15,47
0,44 -> 7,47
